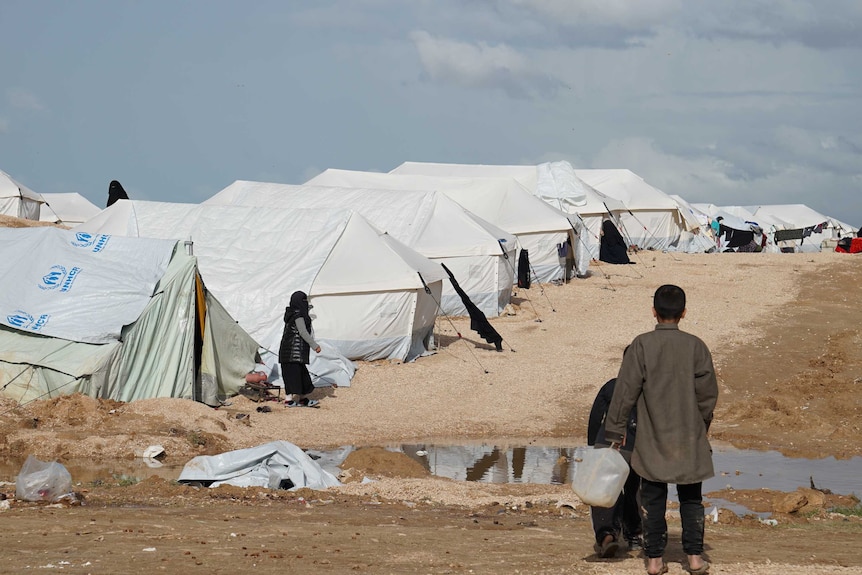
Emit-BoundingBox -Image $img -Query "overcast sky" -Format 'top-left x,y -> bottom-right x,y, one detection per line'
2,1 -> 860,225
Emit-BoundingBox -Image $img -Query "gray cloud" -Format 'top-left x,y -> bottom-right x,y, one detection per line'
409,30 -> 566,99
7,88 -> 44,111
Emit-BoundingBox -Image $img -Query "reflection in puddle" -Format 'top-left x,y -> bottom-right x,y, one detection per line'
2,444 -> 860,504
392,444 -> 861,498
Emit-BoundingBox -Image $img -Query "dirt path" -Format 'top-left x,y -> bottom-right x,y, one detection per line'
1,254 -> 861,574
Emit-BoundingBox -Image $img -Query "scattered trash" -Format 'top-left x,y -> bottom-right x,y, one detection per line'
256,405 -> 272,413
15,455 -> 73,503
709,506 -> 719,523
142,445 -> 165,459
759,518 -> 778,526
141,445 -> 165,468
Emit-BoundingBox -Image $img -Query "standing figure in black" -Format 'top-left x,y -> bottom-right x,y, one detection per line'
599,219 -> 632,264
279,291 -> 321,408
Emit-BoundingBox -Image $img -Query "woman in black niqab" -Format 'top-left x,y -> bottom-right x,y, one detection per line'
278,290 -> 321,407
599,219 -> 632,264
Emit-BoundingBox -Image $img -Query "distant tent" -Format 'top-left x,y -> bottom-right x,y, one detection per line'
749,204 -> 843,253
391,160 -> 606,264
668,195 -> 717,253
205,181 -> 517,318
107,180 -> 129,207
0,227 -> 258,405
75,201 -> 445,385
39,193 -> 101,226
573,169 -> 702,252
691,204 -> 765,252
307,168 -> 588,281
0,169 -> 44,220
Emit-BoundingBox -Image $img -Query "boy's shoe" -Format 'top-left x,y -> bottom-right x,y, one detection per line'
627,536 -> 644,551
593,536 -> 619,558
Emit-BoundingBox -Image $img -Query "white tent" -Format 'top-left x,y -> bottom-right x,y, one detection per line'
748,204 -> 836,253
392,160 -> 591,206
690,203 -> 768,252
75,201 -> 444,384
305,168 -> 589,281
205,181 -> 517,318
0,227 -> 258,405
574,169 -> 702,252
669,196 -> 717,253
39,193 -> 101,226
0,169 -> 44,220
391,160 -> 626,260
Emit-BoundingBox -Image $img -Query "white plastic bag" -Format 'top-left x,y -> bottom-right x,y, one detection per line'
571,446 -> 630,507
15,455 -> 73,502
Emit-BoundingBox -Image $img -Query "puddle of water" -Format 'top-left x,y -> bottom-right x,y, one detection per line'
3,444 -> 859,505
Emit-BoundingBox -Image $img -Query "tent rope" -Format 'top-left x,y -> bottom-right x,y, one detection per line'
419,272 -> 491,373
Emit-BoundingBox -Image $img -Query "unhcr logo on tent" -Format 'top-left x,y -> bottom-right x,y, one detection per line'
71,232 -> 110,252
39,265 -> 82,292
6,310 -> 49,331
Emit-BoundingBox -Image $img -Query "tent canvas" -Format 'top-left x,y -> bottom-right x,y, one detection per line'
39,193 -> 101,226
204,181 -> 517,318
748,204 -> 842,252
75,201 -> 445,384
0,227 -> 258,405
305,168 -> 589,281
668,195 -> 717,253
1,169 -> 44,220
390,160 -> 625,261
574,169 -> 703,252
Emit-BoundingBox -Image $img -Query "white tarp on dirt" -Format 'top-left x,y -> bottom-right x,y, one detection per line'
306,168 -> 589,281
39,193 -> 101,226
177,441 -> 341,490
205,181 -> 516,317
76,202 -> 445,384
0,169 -> 44,220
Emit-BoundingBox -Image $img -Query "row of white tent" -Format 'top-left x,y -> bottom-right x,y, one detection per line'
2,162 -> 857,407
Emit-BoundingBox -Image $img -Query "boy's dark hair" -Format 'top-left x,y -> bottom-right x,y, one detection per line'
653,284 -> 686,320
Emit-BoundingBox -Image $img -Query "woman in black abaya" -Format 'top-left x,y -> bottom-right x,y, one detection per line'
279,291 -> 321,407
599,219 -> 633,264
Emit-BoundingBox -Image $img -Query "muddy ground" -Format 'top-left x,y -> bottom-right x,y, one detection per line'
0,255 -> 860,574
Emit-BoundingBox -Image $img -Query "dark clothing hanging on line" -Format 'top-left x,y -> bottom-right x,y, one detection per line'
441,263 -> 503,351
773,228 -> 805,242
517,249 -> 531,289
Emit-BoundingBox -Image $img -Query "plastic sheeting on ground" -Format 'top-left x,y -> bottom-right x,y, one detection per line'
177,441 -> 342,490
